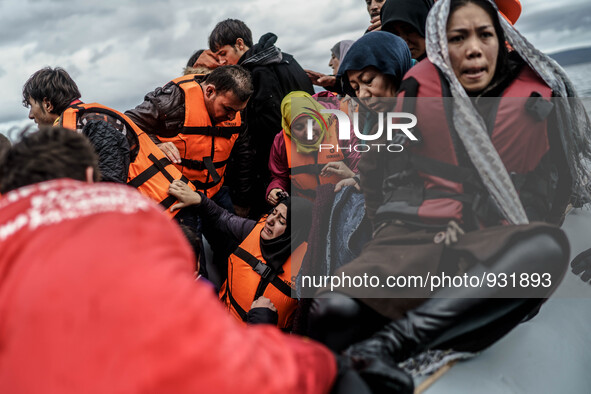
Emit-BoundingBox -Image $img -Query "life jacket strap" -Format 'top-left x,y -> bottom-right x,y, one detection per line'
233,247 -> 293,298
180,157 -> 229,171
181,125 -> 242,138
225,287 -> 249,321
290,163 -> 325,176
128,154 -> 174,187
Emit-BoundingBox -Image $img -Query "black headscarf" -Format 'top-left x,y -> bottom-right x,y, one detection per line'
338,31 -> 412,98
260,197 -> 313,272
381,0 -> 434,39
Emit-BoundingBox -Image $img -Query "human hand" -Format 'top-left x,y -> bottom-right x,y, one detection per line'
194,49 -> 221,69
251,296 -> 277,312
335,177 -> 360,192
316,75 -> 337,88
305,69 -> 327,85
320,161 -> 355,179
267,188 -> 288,206
157,142 -> 181,164
168,180 -> 201,212
571,248 -> 591,284
368,15 -> 382,31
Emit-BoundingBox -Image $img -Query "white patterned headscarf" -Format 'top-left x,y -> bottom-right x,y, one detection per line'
426,0 -> 591,224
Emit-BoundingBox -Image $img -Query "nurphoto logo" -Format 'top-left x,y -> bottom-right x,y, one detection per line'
305,108 -> 418,153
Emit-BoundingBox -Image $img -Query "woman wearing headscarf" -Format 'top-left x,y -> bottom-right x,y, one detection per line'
336,31 -> 413,144
329,40 -> 355,78
306,40 -> 355,94
380,0 -> 433,61
380,0 -> 521,62
169,180 -> 313,329
311,0 -> 591,367
266,91 -> 360,205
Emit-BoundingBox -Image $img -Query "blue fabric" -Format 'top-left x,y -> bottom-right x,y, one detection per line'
338,31 -> 413,97
326,186 -> 372,272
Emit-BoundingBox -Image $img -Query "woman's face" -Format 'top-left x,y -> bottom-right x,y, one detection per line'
388,21 -> 426,60
347,66 -> 397,111
329,53 -> 340,75
447,2 -> 499,93
261,203 -> 288,240
291,115 -> 322,144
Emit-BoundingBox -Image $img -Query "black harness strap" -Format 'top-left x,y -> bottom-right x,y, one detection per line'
409,155 -> 481,188
127,154 -> 175,188
181,125 -> 242,138
296,188 -> 317,199
149,154 -> 175,183
191,178 -> 221,190
203,156 -> 222,184
233,247 -> 293,298
225,288 -> 249,322
180,158 -> 228,171
290,163 -> 325,176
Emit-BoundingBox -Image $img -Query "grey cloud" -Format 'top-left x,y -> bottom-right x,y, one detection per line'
517,3 -> 591,37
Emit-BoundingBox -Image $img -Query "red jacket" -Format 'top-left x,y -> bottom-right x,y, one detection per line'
0,180 -> 336,394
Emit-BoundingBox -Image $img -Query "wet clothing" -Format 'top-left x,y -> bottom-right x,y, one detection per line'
0,179 -> 336,394
125,74 -> 253,204
237,33 -> 314,213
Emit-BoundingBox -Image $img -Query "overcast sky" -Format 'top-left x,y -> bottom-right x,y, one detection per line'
1,0 -> 590,140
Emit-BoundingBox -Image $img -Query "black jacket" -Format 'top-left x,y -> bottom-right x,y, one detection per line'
238,33 -> 314,191
65,110 -> 133,184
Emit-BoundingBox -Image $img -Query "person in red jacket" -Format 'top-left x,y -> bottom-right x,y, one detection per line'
0,127 -> 339,394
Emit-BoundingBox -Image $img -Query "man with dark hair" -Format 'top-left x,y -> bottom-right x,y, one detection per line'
22,67 -> 129,183
21,67 -> 197,219
364,0 -> 386,32
126,65 -> 254,278
208,19 -> 314,218
22,67 -> 82,123
126,65 -> 252,202
0,127 -> 99,194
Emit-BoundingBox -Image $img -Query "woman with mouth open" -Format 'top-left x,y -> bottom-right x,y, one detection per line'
169,180 -> 313,330
308,0 -> 591,384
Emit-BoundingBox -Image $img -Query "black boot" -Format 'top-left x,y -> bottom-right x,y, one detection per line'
345,232 -> 569,363
308,292 -> 390,352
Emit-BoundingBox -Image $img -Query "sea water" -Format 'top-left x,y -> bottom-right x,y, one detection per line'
564,62 -> 591,98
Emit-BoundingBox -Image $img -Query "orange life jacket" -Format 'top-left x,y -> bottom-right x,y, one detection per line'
157,75 -> 244,198
284,122 -> 344,200
61,103 -> 196,218
220,218 -> 307,329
